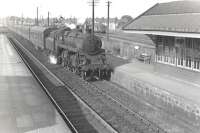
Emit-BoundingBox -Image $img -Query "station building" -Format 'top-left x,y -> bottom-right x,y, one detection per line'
123,0 -> 200,73
101,32 -> 155,60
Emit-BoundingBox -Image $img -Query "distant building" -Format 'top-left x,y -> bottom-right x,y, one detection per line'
123,1 -> 200,73
109,22 -> 117,31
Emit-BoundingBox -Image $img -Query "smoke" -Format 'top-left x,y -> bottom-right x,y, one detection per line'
49,55 -> 57,64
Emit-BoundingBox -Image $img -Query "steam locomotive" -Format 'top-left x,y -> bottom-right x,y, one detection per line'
9,25 -> 111,80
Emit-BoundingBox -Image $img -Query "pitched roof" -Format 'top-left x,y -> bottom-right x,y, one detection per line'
109,32 -> 155,47
143,1 -> 200,16
123,1 -> 200,35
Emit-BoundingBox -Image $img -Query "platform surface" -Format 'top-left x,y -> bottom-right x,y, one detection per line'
115,59 -> 200,105
0,34 -> 71,133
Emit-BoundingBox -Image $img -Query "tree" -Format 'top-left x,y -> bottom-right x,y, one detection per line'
117,15 -> 133,29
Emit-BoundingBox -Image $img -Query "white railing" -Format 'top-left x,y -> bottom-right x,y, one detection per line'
155,56 -> 200,72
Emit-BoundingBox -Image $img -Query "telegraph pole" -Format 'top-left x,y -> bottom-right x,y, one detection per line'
92,0 -> 95,37
106,1 -> 111,40
21,13 -> 23,25
47,11 -> 50,27
36,7 -> 38,26
88,0 -> 99,41
41,16 -> 44,25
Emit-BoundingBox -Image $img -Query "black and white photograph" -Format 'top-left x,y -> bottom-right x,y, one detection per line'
0,0 -> 200,132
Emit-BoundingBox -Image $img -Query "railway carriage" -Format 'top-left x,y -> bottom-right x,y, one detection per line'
9,25 -> 55,50
29,26 -> 55,50
9,25 -> 30,39
18,26 -> 30,39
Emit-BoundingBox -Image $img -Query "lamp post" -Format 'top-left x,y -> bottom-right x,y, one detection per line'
47,11 -> 50,27
134,45 -> 139,58
36,7 -> 38,26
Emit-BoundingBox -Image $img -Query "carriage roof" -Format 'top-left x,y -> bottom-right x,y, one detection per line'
49,27 -> 71,38
55,27 -> 71,36
30,26 -> 57,37
30,26 -> 47,33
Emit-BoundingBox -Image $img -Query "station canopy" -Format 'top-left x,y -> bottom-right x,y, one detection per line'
123,1 -> 200,38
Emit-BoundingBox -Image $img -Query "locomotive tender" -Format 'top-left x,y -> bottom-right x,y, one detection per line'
9,25 -> 111,80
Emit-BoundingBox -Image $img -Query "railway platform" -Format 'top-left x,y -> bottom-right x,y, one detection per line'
0,34 -> 71,133
114,59 -> 200,105
111,58 -> 200,127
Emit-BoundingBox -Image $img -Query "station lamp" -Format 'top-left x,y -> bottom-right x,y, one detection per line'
134,45 -> 139,50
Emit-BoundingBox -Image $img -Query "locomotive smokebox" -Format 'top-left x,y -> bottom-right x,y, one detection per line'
82,34 -> 102,55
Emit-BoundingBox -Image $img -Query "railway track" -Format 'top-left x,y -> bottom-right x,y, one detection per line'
92,80 -> 199,133
8,37 -> 117,133
8,32 -> 166,133
95,33 -> 200,132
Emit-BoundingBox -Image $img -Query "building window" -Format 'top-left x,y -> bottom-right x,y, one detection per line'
156,37 -> 200,72
170,57 -> 175,64
157,45 -> 163,62
185,57 -> 192,68
164,56 -> 168,62
176,37 -> 185,67
178,58 -> 184,66
159,56 -> 162,61
194,58 -> 200,70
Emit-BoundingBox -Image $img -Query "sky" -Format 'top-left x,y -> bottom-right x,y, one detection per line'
0,0 -> 183,20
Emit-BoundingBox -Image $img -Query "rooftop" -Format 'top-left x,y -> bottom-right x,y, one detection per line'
123,1 -> 200,36
144,1 -> 200,16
